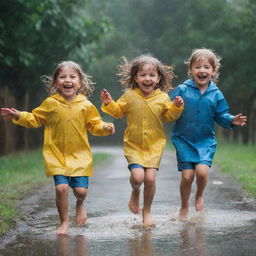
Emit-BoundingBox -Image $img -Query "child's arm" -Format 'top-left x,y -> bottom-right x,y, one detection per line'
0,108 -> 20,120
1,100 -> 48,128
100,89 -> 127,119
232,113 -> 247,126
214,93 -> 246,129
163,96 -> 184,122
100,89 -> 112,106
86,104 -> 115,136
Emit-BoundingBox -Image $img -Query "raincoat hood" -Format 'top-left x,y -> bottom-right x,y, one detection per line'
183,79 -> 219,94
51,93 -> 86,104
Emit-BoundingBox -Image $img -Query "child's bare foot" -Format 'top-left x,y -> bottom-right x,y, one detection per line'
179,207 -> 188,221
128,190 -> 141,214
142,209 -> 155,227
76,205 -> 87,226
55,221 -> 69,235
195,195 -> 204,211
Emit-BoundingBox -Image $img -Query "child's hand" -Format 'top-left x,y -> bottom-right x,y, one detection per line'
173,96 -> 184,107
104,123 -> 115,134
232,113 -> 247,126
0,108 -> 20,120
100,89 -> 112,106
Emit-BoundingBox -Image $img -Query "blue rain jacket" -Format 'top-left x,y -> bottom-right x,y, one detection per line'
170,79 -> 234,163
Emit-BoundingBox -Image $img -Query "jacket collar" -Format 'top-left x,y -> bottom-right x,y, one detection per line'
184,79 -> 218,93
51,93 -> 86,104
133,88 -> 162,99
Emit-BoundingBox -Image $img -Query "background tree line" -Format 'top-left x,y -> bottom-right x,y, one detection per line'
1,0 -> 255,155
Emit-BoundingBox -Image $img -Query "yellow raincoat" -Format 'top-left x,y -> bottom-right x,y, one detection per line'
101,88 -> 183,168
13,93 -> 112,177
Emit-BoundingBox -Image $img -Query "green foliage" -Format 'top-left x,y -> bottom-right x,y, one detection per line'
0,0 -> 111,99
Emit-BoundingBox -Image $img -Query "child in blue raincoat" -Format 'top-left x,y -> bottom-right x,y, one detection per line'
170,48 -> 247,221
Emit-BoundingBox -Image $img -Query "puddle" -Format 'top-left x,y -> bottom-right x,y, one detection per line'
1,147 -> 256,256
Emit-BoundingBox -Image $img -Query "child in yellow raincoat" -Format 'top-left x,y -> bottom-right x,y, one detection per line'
1,61 -> 115,235
100,54 -> 184,226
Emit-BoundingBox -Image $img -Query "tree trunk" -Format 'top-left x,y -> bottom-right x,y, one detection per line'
0,86 -> 16,155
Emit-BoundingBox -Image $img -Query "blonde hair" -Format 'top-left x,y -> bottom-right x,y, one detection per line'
41,61 -> 95,97
185,48 -> 221,83
117,54 -> 174,92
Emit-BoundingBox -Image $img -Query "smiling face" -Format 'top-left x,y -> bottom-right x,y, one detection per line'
55,65 -> 81,102
190,57 -> 216,89
135,63 -> 160,97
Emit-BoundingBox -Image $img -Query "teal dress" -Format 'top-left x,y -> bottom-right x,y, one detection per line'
169,79 -> 234,164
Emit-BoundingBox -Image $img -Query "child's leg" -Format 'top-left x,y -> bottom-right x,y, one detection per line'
129,167 -> 144,214
142,168 -> 157,226
179,169 -> 194,221
195,164 -> 209,211
55,184 -> 70,235
73,187 -> 88,226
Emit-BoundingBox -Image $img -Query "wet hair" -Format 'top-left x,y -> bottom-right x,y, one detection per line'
41,61 -> 95,97
185,48 -> 221,83
117,54 -> 174,92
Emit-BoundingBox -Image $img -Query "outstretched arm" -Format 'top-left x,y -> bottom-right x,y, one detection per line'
232,113 -> 247,126
86,104 -> 115,136
101,90 -> 127,119
0,108 -> 20,120
100,89 -> 112,106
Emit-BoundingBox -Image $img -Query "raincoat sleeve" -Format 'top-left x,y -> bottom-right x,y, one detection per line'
101,94 -> 127,119
86,104 -> 113,136
214,93 -> 234,129
162,97 -> 184,122
12,100 -> 49,128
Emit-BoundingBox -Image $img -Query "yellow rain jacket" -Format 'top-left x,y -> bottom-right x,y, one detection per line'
101,88 -> 183,168
13,93 -> 112,177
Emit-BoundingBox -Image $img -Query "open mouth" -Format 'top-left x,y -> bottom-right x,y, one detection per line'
143,84 -> 153,87
198,75 -> 207,79
63,85 -> 73,89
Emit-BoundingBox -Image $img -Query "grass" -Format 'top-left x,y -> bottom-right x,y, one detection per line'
0,149 -> 110,236
215,142 -> 256,197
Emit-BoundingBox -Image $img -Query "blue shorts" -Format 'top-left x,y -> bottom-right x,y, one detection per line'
178,161 -> 212,172
53,175 -> 89,188
128,163 -> 158,171
128,163 -> 144,170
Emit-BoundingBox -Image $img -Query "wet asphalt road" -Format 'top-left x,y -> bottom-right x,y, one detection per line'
0,146 -> 256,256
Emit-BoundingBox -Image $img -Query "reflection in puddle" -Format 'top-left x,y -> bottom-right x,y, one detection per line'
57,235 -> 87,256
179,223 -> 208,256
128,231 -> 155,256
